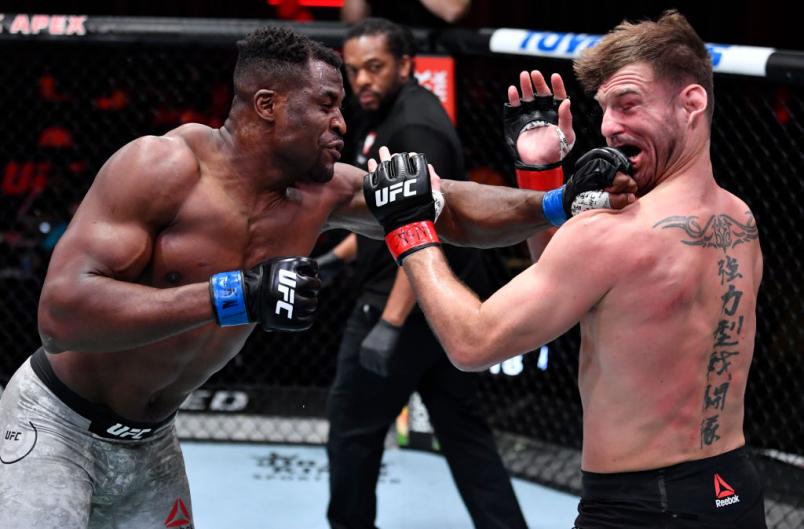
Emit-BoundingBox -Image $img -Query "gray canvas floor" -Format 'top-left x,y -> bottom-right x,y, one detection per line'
182,442 -> 579,529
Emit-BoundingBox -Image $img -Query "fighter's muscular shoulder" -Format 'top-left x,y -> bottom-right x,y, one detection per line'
554,207 -> 637,260
88,130 -> 201,226
49,130 -> 202,286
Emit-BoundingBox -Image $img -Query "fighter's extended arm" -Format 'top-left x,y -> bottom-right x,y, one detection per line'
435,178 -> 548,248
330,160 -> 550,245
328,158 -> 635,247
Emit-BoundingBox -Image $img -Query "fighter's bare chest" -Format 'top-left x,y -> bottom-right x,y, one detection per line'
148,192 -> 328,286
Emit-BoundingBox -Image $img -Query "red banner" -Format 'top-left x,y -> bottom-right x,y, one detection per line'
414,56 -> 456,125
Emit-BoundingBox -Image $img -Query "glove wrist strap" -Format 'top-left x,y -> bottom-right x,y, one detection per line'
209,270 -> 250,326
385,221 -> 441,265
516,164 -> 564,191
542,187 -> 568,227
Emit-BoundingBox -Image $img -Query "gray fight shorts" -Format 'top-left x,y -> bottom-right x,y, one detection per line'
0,350 -> 194,529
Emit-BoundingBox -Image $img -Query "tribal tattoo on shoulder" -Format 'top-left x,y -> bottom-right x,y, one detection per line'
652,211 -> 757,448
652,212 -> 758,251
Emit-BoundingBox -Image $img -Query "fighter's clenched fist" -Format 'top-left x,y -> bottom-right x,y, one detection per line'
542,146 -> 633,226
210,256 -> 320,331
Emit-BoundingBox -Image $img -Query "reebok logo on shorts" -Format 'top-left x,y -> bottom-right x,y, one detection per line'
714,473 -> 740,508
164,498 -> 193,528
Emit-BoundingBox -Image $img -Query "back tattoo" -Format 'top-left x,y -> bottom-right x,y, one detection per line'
653,212 -> 758,449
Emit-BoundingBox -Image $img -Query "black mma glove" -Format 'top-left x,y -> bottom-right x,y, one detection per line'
363,153 -> 440,265
209,256 -> 320,331
503,95 -> 572,191
541,147 -> 632,227
359,318 -> 402,377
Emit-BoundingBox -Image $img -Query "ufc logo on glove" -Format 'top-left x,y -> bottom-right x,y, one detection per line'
374,179 -> 418,207
275,269 -> 297,319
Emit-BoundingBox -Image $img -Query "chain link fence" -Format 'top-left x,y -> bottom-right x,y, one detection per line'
0,19 -> 801,527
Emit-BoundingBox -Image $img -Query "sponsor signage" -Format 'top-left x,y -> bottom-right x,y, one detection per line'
0,14 -> 87,36
489,28 -> 775,77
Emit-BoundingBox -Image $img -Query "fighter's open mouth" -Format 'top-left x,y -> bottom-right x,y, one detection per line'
618,145 -> 641,159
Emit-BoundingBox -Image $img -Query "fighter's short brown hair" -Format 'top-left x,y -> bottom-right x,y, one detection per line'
574,10 -> 714,121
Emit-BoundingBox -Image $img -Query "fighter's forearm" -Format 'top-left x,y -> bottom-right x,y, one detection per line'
330,163 -> 551,247
38,275 -> 215,354
437,180 -> 550,248
401,247 -> 509,371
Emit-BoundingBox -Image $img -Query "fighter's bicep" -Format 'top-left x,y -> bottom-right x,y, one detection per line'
52,216 -> 154,282
477,265 -> 581,355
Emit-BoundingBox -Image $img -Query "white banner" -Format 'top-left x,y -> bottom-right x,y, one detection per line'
489,28 -> 775,77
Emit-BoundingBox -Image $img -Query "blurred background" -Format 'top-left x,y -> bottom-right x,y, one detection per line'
0,0 -> 800,48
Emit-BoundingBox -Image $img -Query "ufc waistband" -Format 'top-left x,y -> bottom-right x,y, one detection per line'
30,348 -> 175,441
